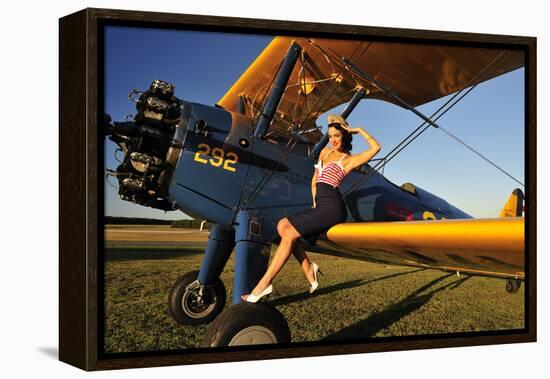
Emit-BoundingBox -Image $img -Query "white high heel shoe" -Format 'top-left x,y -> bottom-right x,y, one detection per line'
309,262 -> 323,294
242,284 -> 273,303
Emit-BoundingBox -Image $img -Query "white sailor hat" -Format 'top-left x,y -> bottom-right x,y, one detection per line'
327,114 -> 349,127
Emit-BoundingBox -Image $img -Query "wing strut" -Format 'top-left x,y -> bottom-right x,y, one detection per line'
241,43 -> 370,209
254,41 -> 302,138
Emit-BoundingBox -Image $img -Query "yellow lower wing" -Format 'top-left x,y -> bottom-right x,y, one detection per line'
323,218 -> 524,279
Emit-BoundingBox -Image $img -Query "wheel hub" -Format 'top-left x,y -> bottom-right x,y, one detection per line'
228,326 -> 278,346
182,287 -> 216,318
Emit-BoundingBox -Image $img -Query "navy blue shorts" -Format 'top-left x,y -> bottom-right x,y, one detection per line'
287,183 -> 348,246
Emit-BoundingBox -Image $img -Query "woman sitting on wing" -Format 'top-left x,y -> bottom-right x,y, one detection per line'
242,114 -> 381,302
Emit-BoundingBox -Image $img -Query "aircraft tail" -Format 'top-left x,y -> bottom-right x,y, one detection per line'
499,188 -> 524,217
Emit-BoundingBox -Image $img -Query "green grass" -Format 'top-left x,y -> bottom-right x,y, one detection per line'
103,246 -> 524,353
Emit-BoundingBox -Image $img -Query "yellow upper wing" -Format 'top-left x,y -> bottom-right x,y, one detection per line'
320,217 -> 524,279
218,37 -> 524,142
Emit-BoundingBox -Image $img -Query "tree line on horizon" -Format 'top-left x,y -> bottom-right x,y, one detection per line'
105,216 -> 210,229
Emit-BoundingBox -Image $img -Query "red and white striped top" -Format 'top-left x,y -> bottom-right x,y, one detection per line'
314,152 -> 348,188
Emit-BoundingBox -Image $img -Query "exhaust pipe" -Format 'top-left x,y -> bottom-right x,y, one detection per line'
157,101 -> 192,196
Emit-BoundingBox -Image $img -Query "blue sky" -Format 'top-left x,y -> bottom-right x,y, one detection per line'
104,26 -> 524,220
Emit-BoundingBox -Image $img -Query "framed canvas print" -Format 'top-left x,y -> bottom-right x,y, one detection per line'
59,8 -> 536,371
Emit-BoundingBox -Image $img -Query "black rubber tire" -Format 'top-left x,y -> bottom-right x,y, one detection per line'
506,279 -> 522,293
167,270 -> 226,325
202,303 -> 291,347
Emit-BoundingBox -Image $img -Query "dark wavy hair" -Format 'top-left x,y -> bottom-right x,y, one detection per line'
328,123 -> 353,153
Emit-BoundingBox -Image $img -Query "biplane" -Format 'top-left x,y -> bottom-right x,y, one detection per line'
104,36 -> 525,347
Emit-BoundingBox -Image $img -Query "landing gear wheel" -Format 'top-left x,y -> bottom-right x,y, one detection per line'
168,270 -> 226,325
506,279 -> 522,293
202,303 -> 291,347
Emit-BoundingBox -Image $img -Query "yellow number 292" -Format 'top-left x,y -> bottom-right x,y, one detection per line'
194,143 -> 238,173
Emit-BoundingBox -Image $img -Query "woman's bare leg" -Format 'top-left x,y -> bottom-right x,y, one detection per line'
292,241 -> 315,284
242,218 -> 300,299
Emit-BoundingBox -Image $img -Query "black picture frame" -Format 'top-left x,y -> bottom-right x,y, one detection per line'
59,7 -> 536,371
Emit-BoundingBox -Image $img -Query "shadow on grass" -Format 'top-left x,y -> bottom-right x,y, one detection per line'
323,273 -> 473,341
271,268 -> 427,307
104,247 -> 204,261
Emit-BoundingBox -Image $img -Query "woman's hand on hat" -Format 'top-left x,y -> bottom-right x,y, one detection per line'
341,124 -> 361,134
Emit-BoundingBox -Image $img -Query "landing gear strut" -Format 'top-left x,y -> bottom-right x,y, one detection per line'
201,211 -> 290,347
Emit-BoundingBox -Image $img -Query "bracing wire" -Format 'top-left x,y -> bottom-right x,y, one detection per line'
437,126 -> 524,187
299,41 -> 372,128
342,50 -> 523,197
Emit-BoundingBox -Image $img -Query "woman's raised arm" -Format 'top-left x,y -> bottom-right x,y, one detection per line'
311,170 -> 317,208
340,126 -> 381,172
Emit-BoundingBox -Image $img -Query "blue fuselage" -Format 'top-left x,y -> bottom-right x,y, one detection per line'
167,101 -> 471,243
